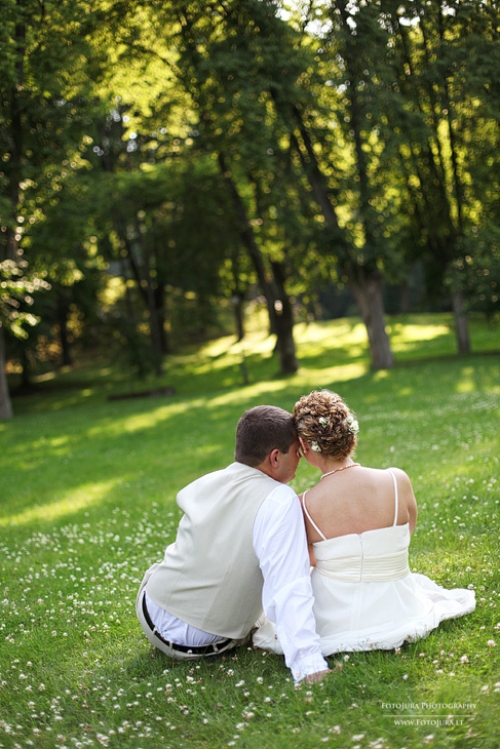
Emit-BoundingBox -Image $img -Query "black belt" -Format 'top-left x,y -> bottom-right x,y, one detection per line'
141,593 -> 234,655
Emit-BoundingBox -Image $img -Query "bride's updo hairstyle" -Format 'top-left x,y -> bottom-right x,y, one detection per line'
293,390 -> 359,459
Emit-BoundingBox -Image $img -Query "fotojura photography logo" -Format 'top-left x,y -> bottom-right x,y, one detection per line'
381,701 -> 476,727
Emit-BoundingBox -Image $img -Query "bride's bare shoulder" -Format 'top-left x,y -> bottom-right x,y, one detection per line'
386,466 -> 413,484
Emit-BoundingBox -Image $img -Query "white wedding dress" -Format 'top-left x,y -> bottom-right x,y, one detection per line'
253,470 -> 476,656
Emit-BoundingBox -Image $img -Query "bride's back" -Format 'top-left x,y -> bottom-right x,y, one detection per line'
302,466 -> 417,542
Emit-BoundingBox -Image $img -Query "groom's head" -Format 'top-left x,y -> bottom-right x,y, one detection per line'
235,405 -> 300,483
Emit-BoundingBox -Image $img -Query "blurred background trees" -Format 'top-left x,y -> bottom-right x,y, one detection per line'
1,0 -> 499,417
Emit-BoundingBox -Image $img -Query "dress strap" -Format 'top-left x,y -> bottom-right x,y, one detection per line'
301,491 -> 328,541
387,469 -> 399,526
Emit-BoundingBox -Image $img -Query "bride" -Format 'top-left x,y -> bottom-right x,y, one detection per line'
253,390 -> 475,656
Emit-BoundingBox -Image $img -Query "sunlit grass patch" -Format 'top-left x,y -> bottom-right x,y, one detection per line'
0,479 -> 119,527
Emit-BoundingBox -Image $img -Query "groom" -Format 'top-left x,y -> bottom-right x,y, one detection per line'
136,404 -> 330,684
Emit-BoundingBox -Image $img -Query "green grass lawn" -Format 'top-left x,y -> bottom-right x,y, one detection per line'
1,313 -> 499,749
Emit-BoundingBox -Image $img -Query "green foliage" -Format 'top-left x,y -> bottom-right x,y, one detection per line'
111,157 -> 238,295
457,227 -> 500,319
0,0 -> 121,405
2,0 -> 500,401
0,257 -> 50,338
0,315 -> 499,748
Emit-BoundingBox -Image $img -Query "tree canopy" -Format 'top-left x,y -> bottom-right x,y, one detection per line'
1,0 -> 499,418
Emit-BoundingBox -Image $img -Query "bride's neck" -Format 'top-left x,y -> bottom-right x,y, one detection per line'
319,456 -> 358,478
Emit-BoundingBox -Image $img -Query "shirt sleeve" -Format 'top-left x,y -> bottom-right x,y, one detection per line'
253,484 -> 329,682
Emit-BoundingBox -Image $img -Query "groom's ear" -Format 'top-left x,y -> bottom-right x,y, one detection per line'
268,447 -> 281,468
255,448 -> 282,479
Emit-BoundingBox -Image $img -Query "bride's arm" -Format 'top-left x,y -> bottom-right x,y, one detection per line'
391,468 -> 418,533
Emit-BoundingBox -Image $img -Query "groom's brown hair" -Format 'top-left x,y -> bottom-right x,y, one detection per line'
235,405 -> 297,467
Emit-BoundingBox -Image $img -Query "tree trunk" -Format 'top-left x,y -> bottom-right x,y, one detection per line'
143,252 -> 163,376
231,246 -> 246,341
232,292 -> 245,342
113,217 -> 165,373
20,347 -> 31,390
289,105 -> 395,372
348,269 -> 395,370
0,16 -> 24,421
271,261 -> 298,374
451,287 -> 470,354
58,295 -> 73,367
289,125 -> 340,233
154,283 -> 169,355
218,153 -> 298,374
0,326 -> 14,420
400,281 -> 412,314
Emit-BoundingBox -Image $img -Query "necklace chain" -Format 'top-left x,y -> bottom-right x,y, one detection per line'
320,462 -> 360,479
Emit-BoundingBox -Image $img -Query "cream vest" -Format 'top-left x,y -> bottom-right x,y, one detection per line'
145,462 -> 281,638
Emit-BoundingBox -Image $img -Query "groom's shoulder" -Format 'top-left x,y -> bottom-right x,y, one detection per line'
265,481 -> 299,507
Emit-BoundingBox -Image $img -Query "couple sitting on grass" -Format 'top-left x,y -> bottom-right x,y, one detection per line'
136,390 -> 475,685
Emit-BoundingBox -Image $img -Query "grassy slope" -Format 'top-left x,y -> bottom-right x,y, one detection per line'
0,313 -> 499,749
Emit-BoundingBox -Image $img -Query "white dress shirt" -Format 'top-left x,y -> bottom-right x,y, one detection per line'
146,483 -> 328,682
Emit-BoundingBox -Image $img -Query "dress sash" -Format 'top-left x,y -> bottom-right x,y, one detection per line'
315,541 -> 410,582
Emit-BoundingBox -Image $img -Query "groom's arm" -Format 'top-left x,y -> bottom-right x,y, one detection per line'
253,484 -> 330,683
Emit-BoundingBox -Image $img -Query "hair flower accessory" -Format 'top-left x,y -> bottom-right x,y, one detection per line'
319,417 -> 330,427
310,441 -> 322,452
347,416 -> 359,434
